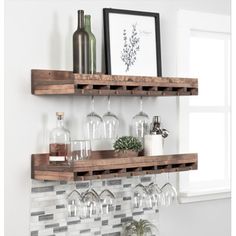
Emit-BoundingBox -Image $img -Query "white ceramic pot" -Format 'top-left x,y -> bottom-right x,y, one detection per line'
144,134 -> 163,156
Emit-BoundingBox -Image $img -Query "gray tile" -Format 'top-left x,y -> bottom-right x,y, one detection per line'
102,232 -> 121,236
123,184 -> 131,188
56,204 -> 65,209
39,214 -> 54,221
76,182 -> 90,189
112,224 -> 122,228
114,214 -> 126,218
115,205 -> 121,211
31,186 -> 54,193
53,226 -> 68,233
94,231 -> 101,235
107,179 -> 122,186
60,181 -> 67,185
67,220 -> 81,225
123,197 -> 131,201
45,223 -> 60,229
132,211 -> 144,216
31,211 -> 45,216
94,217 -> 101,221
140,176 -> 151,183
121,216 -> 133,223
56,190 -> 66,195
102,220 -> 108,226
143,207 -> 152,211
31,231 -> 38,236
80,229 -> 91,234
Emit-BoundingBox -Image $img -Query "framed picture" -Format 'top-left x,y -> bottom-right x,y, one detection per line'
103,8 -> 162,77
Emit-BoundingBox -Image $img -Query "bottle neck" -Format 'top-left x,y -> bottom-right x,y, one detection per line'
84,15 -> 91,32
77,10 -> 85,29
57,118 -> 64,128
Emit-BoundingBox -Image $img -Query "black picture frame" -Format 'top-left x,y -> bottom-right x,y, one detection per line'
103,8 -> 162,76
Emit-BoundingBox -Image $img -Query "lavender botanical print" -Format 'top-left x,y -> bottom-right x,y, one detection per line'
121,24 -> 140,72
104,9 -> 162,76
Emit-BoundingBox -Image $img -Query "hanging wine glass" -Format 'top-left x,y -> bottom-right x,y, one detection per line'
102,96 -> 119,139
80,190 -> 100,219
133,183 -> 150,209
99,189 -> 115,214
161,173 -> 177,207
146,175 -> 164,208
85,96 -> 103,140
66,189 -> 82,217
131,96 -> 150,142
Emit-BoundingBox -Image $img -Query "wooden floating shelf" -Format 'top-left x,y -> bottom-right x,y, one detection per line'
31,69 -> 198,96
31,151 -> 198,181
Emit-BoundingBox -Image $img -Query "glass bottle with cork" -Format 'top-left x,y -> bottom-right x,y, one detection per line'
49,112 -> 71,163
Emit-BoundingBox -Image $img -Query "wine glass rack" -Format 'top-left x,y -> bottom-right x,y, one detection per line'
31,69 -> 198,96
31,151 -> 198,181
31,69 -> 198,181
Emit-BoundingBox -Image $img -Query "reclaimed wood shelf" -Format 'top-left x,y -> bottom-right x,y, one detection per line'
31,151 -> 198,181
31,69 -> 198,96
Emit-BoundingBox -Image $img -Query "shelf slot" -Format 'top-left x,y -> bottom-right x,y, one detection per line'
31,152 -> 198,181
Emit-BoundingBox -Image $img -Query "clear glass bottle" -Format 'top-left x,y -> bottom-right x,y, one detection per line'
49,112 -> 70,163
73,10 -> 89,73
84,15 -> 96,74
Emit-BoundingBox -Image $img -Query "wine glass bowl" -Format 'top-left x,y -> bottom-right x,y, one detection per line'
66,189 -> 82,217
85,96 -> 103,140
133,183 -> 149,209
160,182 -> 177,207
131,97 -> 150,141
103,96 -> 119,139
146,182 -> 164,208
81,189 -> 101,218
99,189 -> 115,214
103,112 -> 119,139
132,111 -> 150,139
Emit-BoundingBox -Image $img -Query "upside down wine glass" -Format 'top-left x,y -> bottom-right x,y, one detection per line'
161,173 -> 177,207
131,96 -> 150,142
103,96 -> 119,139
85,96 -> 103,140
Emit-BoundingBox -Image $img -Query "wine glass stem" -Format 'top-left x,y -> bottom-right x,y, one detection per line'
107,96 -> 111,113
140,96 -> 143,113
91,96 -> 95,113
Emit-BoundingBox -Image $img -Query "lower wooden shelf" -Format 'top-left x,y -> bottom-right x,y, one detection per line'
31,151 -> 198,181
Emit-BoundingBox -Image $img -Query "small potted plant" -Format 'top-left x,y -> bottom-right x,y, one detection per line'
124,219 -> 157,236
113,136 -> 142,158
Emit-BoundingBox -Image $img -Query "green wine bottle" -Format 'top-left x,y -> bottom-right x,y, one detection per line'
85,15 -> 96,74
73,10 -> 89,73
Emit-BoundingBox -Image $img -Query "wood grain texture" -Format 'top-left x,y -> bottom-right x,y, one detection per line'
31,69 -> 198,97
31,151 -> 198,181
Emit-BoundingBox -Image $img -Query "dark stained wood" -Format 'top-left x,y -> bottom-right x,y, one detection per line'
31,69 -> 198,97
31,151 -> 198,181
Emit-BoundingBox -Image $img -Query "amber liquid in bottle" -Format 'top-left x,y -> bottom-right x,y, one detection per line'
49,112 -> 70,164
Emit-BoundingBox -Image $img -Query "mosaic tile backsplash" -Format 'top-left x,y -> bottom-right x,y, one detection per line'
30,175 -> 160,236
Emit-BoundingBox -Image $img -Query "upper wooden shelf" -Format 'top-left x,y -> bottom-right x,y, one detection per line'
31,69 -> 198,96
31,151 -> 198,181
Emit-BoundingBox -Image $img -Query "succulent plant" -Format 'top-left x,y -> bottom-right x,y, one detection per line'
124,219 -> 157,236
113,136 -> 142,153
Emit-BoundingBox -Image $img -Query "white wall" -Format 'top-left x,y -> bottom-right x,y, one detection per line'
4,0 -> 230,235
